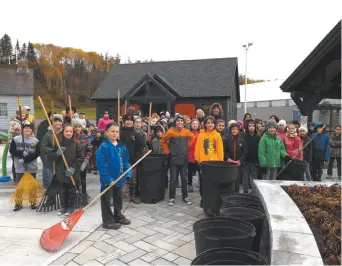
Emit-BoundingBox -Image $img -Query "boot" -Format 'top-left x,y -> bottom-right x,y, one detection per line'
129,184 -> 140,204
103,223 -> 121,230
13,204 -> 22,211
117,215 -> 131,225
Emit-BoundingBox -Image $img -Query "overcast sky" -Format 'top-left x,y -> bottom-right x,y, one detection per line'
1,0 -> 341,80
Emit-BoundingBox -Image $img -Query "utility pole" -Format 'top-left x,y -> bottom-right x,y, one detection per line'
242,43 -> 253,114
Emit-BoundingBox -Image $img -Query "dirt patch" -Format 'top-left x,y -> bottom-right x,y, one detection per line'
283,184 -> 341,265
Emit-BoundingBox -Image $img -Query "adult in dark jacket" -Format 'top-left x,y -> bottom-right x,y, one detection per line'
120,114 -> 145,204
36,111 -> 54,142
242,120 -> 260,193
327,125 -> 341,179
299,126 -> 312,181
223,122 -> 248,192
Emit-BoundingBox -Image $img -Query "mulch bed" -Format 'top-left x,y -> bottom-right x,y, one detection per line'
283,184 -> 341,265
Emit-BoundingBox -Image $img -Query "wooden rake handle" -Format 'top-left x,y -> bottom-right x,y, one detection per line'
37,96 -> 77,187
82,150 -> 152,212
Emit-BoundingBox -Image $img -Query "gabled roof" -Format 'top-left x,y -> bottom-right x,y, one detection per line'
281,20 -> 341,92
91,57 -> 239,100
0,68 -> 34,96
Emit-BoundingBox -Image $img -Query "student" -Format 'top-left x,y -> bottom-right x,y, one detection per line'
256,119 -> 265,137
151,125 -> 165,154
10,121 -> 40,211
161,114 -> 193,206
242,120 -> 260,193
223,122 -> 247,192
258,119 -> 288,180
120,114 -> 145,204
188,119 -> 200,192
283,123 -> 303,161
96,123 -> 132,229
311,122 -> 330,181
299,126 -> 312,181
277,120 -> 286,141
48,124 -> 83,216
91,129 -> 104,174
328,125 -> 341,180
216,119 -> 228,140
73,119 -> 93,203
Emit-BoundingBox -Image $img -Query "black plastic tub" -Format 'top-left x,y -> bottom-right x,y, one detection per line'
139,154 -> 168,203
277,159 -> 308,181
191,247 -> 267,265
222,194 -> 264,211
193,217 -> 256,255
220,206 -> 265,252
201,161 -> 239,184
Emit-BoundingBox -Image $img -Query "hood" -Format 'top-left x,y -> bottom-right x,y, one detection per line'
308,122 -> 315,127
229,122 -> 240,133
314,122 -> 324,130
154,125 -> 165,135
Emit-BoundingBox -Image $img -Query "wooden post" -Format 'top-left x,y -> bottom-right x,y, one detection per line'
147,102 -> 152,141
67,95 -> 72,118
124,100 -> 127,115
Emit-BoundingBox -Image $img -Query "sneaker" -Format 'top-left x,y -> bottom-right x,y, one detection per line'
327,175 -> 332,179
57,208 -> 67,216
13,205 -> 22,211
103,223 -> 121,230
130,197 -> 141,204
117,217 -> 131,225
183,198 -> 192,205
168,198 -> 175,206
65,207 -> 75,216
188,185 -> 194,192
93,170 -> 98,175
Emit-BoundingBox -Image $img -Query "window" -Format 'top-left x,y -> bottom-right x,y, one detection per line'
0,103 -> 7,116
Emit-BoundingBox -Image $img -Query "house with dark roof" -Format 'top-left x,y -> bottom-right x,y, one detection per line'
0,68 -> 34,132
91,57 -> 240,122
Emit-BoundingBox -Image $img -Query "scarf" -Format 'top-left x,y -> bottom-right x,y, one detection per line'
286,132 -> 298,138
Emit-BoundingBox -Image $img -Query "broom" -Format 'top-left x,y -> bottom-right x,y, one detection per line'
37,96 -> 83,208
9,96 -> 44,207
40,149 -> 152,252
37,100 -> 62,212
275,124 -> 326,179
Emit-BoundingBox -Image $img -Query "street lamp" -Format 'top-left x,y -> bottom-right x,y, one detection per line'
242,43 -> 253,114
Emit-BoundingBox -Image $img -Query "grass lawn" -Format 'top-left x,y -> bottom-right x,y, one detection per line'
34,107 -> 96,120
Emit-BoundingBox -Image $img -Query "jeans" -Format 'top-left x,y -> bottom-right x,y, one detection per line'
187,162 -> 200,186
242,163 -> 258,192
304,161 -> 312,181
312,160 -> 324,181
60,182 -> 77,209
101,185 -> 124,224
80,169 -> 87,193
327,157 -> 341,177
263,168 -> 278,180
169,164 -> 188,200
41,155 -> 52,189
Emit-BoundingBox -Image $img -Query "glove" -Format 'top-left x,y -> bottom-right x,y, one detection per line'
56,147 -> 66,156
80,159 -> 89,171
65,167 -> 76,177
236,160 -> 241,166
227,158 -> 235,163
18,159 -> 24,164
23,150 -> 29,157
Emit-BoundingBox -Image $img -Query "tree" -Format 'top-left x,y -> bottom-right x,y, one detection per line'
127,56 -> 132,63
27,41 -> 37,63
20,43 -> 27,60
0,34 -> 13,63
14,39 -> 20,61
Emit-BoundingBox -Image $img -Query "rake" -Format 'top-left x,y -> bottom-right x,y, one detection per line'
40,150 -> 151,252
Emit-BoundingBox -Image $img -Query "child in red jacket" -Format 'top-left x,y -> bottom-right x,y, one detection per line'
283,123 -> 303,161
188,119 -> 200,192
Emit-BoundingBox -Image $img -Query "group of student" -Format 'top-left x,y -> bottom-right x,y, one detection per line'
7,102 -> 341,230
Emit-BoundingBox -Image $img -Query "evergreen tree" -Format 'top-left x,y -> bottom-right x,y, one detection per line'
19,43 -> 27,60
14,39 -> 20,62
27,41 -> 36,62
0,34 -> 13,63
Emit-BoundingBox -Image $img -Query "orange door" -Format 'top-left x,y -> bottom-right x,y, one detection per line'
175,103 -> 195,118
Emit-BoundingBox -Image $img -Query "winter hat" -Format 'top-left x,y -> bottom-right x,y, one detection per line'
174,114 -> 184,122
123,114 -> 134,122
266,119 -> 278,130
22,120 -> 33,129
160,111 -> 165,116
278,119 -> 286,126
134,116 -> 142,121
53,114 -> 63,122
73,119 -> 83,127
165,111 -> 170,118
228,120 -> 236,128
105,122 -> 119,131
236,120 -> 244,129
299,126 -> 308,132
154,125 -> 165,134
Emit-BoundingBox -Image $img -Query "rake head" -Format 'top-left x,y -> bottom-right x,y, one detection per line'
40,209 -> 84,252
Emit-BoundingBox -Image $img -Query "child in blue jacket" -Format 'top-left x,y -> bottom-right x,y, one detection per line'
96,122 -> 132,230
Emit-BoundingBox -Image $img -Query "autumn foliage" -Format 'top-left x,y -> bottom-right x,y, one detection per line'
285,184 -> 341,265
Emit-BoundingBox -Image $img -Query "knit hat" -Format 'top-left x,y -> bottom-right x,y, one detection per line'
228,120 -> 236,128
299,126 -> 308,132
53,114 -> 63,122
73,119 -> 83,127
134,116 -> 142,121
266,119 -> 278,129
123,114 -> 134,122
22,120 -> 33,129
174,114 -> 184,121
278,119 -> 286,126
105,122 -> 119,131
165,111 -> 170,118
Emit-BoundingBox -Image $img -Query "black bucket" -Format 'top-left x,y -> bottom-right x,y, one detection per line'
201,161 -> 239,184
277,159 -> 308,181
220,206 -> 265,252
191,247 -> 267,265
139,154 -> 168,203
193,217 -> 256,255
222,194 -> 264,212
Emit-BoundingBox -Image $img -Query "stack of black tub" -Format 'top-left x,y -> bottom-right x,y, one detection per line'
139,154 -> 168,203
193,175 -> 267,265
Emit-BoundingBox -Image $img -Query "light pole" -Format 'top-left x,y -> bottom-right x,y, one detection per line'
242,43 -> 253,114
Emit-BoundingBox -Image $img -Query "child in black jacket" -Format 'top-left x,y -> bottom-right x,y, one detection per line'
91,129 -> 104,174
299,126 -> 312,181
242,120 -> 260,193
223,122 -> 248,193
